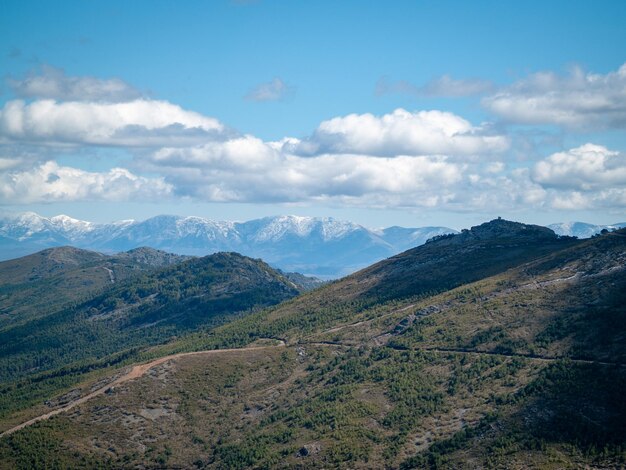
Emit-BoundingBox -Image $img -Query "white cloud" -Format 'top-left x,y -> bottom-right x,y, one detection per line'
151,135 -> 280,170
485,162 -> 505,173
3,65 -> 626,214
4,137 -> 625,212
0,158 -> 21,171
141,139 -> 465,205
376,75 -> 494,97
0,99 -> 224,146
0,161 -> 173,203
527,143 -> 626,211
533,144 -> 626,190
438,168 -> 548,212
245,78 -> 294,102
550,191 -> 591,210
483,63 -> 626,128
549,189 -> 626,211
290,108 -> 509,157
8,65 -> 142,102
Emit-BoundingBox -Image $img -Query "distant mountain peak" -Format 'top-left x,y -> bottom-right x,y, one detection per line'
0,211 -> 459,277
246,215 -> 363,243
50,214 -> 95,234
50,214 -> 83,223
549,221 -> 626,238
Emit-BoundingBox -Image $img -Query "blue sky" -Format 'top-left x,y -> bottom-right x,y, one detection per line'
1,0 -> 625,229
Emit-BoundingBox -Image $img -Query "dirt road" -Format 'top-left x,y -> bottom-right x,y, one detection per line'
0,342 -> 286,438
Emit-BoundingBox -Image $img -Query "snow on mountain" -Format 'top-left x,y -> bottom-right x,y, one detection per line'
0,212 -> 458,277
0,212 -> 69,243
81,215 -> 240,254
50,215 -> 95,238
548,222 -> 626,239
244,216 -> 364,243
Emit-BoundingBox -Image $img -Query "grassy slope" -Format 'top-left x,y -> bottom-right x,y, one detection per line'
1,226 -> 625,468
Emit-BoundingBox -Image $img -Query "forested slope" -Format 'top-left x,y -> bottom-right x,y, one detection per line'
1,222 -> 624,469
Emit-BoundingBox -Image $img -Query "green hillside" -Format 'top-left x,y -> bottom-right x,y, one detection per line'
0,246 -> 189,325
182,219 -> 580,350
0,221 -> 624,469
0,251 -> 301,426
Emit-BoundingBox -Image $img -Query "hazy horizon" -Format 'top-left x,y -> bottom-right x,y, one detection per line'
2,208 -> 625,234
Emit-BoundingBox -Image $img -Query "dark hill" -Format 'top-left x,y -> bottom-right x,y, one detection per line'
448,217 -> 556,242
0,246 -> 106,285
354,218 -> 574,303
200,219 -> 581,346
79,251 -> 301,331
0,247 -> 189,325
0,252 -> 301,390
112,246 -> 191,267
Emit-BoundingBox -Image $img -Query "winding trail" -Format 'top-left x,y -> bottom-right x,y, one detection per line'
388,344 -> 626,368
316,303 -> 417,336
0,342 -> 286,438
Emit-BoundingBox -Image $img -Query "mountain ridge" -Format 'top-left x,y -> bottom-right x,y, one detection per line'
0,212 -> 457,277
548,220 -> 626,238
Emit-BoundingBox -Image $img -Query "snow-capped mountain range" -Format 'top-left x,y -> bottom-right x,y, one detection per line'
0,212 -> 457,277
1,213 -> 623,278
547,221 -> 626,239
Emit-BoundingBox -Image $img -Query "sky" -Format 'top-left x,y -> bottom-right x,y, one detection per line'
1,0 -> 625,230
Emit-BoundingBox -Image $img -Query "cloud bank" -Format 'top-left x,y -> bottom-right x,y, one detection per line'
292,109 -> 508,157
0,99 -> 224,146
534,144 -> 626,190
1,65 -> 625,213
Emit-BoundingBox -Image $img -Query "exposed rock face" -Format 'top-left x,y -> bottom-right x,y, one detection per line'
464,218 -> 556,240
297,443 -> 321,457
428,218 -> 558,246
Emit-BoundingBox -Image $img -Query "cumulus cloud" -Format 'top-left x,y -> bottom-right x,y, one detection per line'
550,189 -> 626,211
289,109 -> 509,157
140,139 -> 626,212
0,99 -> 224,146
151,135 -> 281,170
245,78 -> 294,102
526,143 -> 626,211
0,161 -> 173,203
533,144 -> 626,190
376,75 -> 494,97
483,63 -> 626,128
8,65 -> 142,102
4,136 -> 625,212
142,138 -> 464,204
